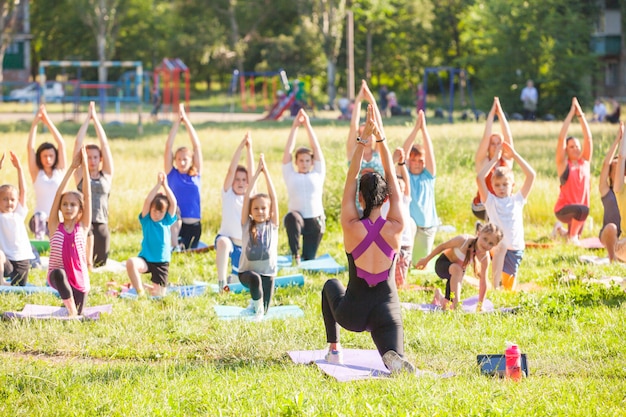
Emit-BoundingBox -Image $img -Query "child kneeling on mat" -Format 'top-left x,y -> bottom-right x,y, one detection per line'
416,223 -> 503,311
126,172 -> 177,297
238,154 -> 279,320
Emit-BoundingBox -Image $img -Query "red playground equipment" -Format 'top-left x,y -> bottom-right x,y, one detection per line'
154,58 -> 190,113
230,69 -> 292,119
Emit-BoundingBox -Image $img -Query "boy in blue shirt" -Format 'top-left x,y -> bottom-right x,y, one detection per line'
126,172 -> 177,297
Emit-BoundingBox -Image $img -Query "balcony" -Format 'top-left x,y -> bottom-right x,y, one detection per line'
591,35 -> 622,56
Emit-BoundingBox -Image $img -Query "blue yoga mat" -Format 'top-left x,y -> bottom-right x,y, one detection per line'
221,274 -> 305,294
119,284 -> 210,300
213,304 -> 304,321
0,285 -> 59,296
277,253 -> 345,274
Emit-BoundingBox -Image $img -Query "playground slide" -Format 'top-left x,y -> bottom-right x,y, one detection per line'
260,91 -> 296,121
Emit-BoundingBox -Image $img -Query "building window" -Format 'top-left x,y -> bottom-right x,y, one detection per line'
605,61 -> 618,87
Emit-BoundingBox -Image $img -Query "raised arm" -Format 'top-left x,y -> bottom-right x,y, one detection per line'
556,99 -> 577,175
225,132 -> 251,191
575,99 -> 592,162
477,148 -> 501,204
476,98 -> 498,173
92,102 -> 113,177
393,148 -> 410,197
48,150 -> 83,233
9,152 -> 26,207
180,104 -> 202,175
78,147 -> 92,228
302,109 -> 323,163
495,98 -> 514,166
242,158 -> 263,226
161,174 -> 177,217
142,173 -> 166,217
402,112 -> 422,157
164,116 -> 181,173
342,131 -> 365,227
504,142 -> 535,199
26,110 -> 42,182
260,156 -> 279,226
346,83 -> 365,159
283,112 -> 301,164
40,106 -> 66,171
614,123 -> 626,194
419,110 -> 436,176
72,113 -> 91,185
361,81 -> 386,140
599,123 -> 623,197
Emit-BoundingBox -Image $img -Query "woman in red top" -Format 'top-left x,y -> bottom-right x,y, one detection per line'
553,98 -> 592,244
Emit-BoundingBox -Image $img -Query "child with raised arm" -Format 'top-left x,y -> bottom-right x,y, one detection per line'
215,131 -> 254,291
47,147 -> 91,317
472,97 -> 514,221
600,122 -> 626,262
478,141 -> 535,290
282,108 -> 326,264
393,147 -> 415,289
238,154 -> 279,320
553,98 -> 592,244
126,173 -> 177,297
402,109 -> 438,264
416,223 -> 503,311
27,104 -> 67,239
164,104 -> 202,250
73,102 -> 114,269
0,152 -> 35,286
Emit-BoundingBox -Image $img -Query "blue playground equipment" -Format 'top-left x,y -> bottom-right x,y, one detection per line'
423,67 -> 478,123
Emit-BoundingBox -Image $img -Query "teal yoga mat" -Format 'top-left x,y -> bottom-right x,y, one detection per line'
213,304 -> 304,321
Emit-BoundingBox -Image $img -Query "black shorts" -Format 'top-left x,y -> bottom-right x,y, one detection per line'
3,259 -> 30,286
141,258 -> 169,287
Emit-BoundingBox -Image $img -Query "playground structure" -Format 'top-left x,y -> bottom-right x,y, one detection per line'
38,60 -> 144,130
230,69 -> 295,120
153,58 -> 190,114
422,67 -> 478,123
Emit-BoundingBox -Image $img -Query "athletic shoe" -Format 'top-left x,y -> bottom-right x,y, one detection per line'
551,222 -> 565,239
325,349 -> 343,365
252,299 -> 264,321
382,350 -> 415,374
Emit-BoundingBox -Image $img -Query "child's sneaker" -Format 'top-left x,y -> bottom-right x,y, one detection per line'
325,349 -> 343,365
252,298 -> 264,321
382,350 -> 415,374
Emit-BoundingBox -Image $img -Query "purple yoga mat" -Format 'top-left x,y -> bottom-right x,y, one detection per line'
401,296 -> 518,313
288,349 -> 390,381
3,304 -> 112,320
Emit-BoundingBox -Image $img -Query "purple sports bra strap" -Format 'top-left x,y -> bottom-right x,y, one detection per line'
350,217 -> 394,261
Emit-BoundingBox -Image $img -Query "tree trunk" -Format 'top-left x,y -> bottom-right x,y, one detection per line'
365,29 -> 372,81
327,59 -> 337,109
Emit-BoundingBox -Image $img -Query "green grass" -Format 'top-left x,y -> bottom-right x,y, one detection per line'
0,115 -> 625,416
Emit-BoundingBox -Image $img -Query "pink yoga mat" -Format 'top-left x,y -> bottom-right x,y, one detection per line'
2,304 -> 112,320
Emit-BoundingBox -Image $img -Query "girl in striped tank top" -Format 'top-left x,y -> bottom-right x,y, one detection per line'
47,146 -> 91,317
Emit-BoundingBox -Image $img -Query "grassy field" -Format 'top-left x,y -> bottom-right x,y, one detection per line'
0,112 -> 625,416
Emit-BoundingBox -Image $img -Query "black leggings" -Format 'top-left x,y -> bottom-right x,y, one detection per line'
91,223 -> 110,267
283,212 -> 324,261
238,271 -> 275,313
555,205 -> 589,227
180,222 -> 202,249
321,277 -> 404,357
48,269 -> 87,315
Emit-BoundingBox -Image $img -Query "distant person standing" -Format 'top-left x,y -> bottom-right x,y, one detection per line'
379,85 -> 389,117
150,86 -> 162,122
520,80 -> 538,121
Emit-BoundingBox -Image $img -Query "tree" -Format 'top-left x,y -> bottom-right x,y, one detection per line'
0,0 -> 24,93
71,0 -> 126,82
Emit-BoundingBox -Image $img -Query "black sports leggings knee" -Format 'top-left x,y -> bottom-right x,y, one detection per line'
49,269 -> 87,315
238,271 -> 275,313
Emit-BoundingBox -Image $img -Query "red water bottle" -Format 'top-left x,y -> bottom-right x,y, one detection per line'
505,343 -> 522,381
